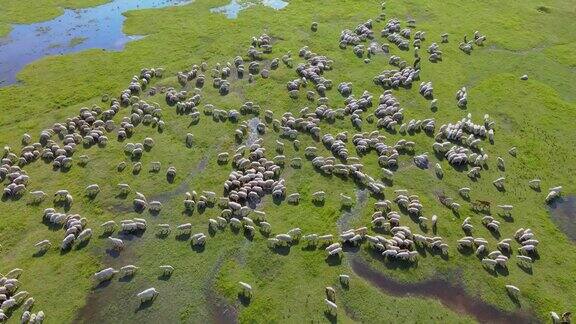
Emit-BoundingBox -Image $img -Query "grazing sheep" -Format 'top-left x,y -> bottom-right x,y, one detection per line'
505,285 -> 520,298
239,282 -> 252,298
108,237 -> 124,251
159,265 -> 174,276
34,240 -> 51,253
177,223 -> 192,235
100,221 -> 117,233
339,274 -> 350,286
137,288 -> 159,303
120,265 -> 139,276
93,268 -> 118,284
325,299 -> 337,316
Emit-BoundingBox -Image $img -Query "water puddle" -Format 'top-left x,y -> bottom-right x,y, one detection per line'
0,0 -> 191,86
548,195 -> 576,242
337,188 -> 369,231
210,0 -> 288,19
246,117 -> 260,147
349,257 -> 537,323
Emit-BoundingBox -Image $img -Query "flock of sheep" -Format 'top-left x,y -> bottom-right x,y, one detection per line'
0,2 -> 572,322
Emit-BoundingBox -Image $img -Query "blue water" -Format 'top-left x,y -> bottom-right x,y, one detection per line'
210,0 -> 288,19
0,0 -> 191,86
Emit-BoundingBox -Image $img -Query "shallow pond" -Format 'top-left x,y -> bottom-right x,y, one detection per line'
548,195 -> 576,242
349,257 -> 537,323
210,0 -> 288,19
0,0 -> 191,86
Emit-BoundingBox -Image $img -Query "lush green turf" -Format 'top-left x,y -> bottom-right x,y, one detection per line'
0,0 -> 109,37
1,0 -> 575,323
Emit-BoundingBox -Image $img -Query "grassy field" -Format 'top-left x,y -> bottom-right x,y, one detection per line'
0,0 -> 575,323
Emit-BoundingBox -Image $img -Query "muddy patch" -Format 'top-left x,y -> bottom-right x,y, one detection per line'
349,257 -> 537,323
150,155 -> 210,203
246,117 -> 260,147
548,195 -> 576,242
75,233 -> 141,323
337,188 -> 369,230
204,255 -> 239,324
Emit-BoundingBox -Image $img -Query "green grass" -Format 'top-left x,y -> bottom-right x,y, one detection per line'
0,0 -> 575,322
68,36 -> 88,47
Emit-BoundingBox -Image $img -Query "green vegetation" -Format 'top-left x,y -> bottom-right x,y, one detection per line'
0,0 -> 575,323
68,36 -> 88,48
0,0 -> 109,37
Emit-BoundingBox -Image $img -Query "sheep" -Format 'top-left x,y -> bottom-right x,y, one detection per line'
34,240 -> 51,253
458,187 -> 470,198
117,183 -> 131,195
150,161 -> 161,172
5,268 -> 23,279
77,228 -> 93,243
85,184 -> 100,197
239,282 -> 252,298
287,193 -> 300,204
159,265 -> 174,276
120,265 -> 139,277
191,233 -> 207,246
527,179 -> 541,190
156,224 -> 171,235
61,234 -> 75,250
177,223 -> 192,235
93,268 -> 118,284
324,299 -> 337,316
21,297 -> 34,312
505,285 -> 520,298
30,191 -> 47,203
100,221 -> 117,233
137,288 -> 159,303
339,274 -> 350,286
108,237 -> 124,251
325,286 -> 336,302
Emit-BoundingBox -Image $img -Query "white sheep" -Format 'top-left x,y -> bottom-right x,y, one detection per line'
137,288 -> 159,303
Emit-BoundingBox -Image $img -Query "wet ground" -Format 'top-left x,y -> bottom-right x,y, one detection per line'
335,187 -> 537,323
204,254 -> 239,323
349,257 -> 538,323
0,0 -> 191,86
210,0 -> 288,19
337,188 -> 369,230
548,195 -> 576,242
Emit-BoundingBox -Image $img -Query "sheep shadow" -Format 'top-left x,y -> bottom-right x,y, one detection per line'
271,245 -> 291,256
517,264 -> 533,275
237,293 -> 251,306
191,244 -> 206,253
106,249 -> 122,258
496,267 -> 510,276
324,312 -> 337,323
32,250 -> 48,258
157,274 -> 172,281
115,192 -> 129,200
166,174 -> 176,183
175,233 -> 191,241
301,245 -> 317,251
92,280 -> 113,291
119,274 -> 136,282
325,256 -> 342,266
135,299 -> 155,313
156,232 -> 170,239
99,232 -> 113,239
75,239 -> 91,250
486,230 -> 501,240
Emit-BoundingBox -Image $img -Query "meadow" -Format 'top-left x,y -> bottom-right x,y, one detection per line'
0,0 -> 575,322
